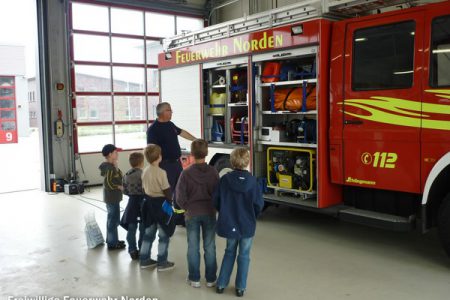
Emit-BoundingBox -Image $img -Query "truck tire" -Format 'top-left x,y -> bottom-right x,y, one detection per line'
438,193 -> 450,257
214,155 -> 232,177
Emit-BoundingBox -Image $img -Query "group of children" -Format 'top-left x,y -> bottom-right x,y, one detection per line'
99,140 -> 264,297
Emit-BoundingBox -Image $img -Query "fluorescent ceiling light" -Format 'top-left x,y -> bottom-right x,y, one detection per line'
354,38 -> 367,42
432,48 -> 450,54
393,70 -> 413,75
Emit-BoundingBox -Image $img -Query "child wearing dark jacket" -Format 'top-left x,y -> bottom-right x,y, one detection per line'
213,147 -> 264,297
99,144 -> 125,250
176,139 -> 220,288
120,152 -> 145,260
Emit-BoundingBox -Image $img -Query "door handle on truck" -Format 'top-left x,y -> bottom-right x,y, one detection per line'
273,52 -> 292,58
344,119 -> 364,125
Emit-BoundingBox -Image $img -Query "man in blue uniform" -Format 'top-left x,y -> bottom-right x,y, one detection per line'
146,102 -> 196,223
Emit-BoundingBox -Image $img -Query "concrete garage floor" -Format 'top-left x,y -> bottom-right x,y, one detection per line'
0,130 -> 41,194
1,188 -> 450,300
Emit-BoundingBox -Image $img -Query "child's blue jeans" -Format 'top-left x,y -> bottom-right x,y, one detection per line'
217,237 -> 254,290
106,203 -> 120,247
126,222 -> 144,253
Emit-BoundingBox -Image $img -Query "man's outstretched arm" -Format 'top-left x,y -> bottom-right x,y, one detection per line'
179,129 -> 196,141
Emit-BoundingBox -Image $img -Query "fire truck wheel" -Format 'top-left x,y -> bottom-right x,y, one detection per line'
214,156 -> 232,177
438,193 -> 450,257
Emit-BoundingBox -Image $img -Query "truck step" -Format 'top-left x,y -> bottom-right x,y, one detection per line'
339,208 -> 415,232
263,193 -> 341,216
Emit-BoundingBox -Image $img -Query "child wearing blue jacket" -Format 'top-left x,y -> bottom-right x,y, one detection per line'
213,147 -> 264,297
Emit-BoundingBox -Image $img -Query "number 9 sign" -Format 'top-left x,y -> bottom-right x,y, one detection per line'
1,131 -> 17,144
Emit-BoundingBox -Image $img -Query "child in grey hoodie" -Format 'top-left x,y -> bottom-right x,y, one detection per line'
120,152 -> 145,260
176,139 -> 220,288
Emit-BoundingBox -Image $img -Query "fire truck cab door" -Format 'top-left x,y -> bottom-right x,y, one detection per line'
342,12 -> 424,193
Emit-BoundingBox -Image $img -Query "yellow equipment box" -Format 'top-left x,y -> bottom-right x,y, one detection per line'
278,174 -> 293,189
267,146 -> 316,192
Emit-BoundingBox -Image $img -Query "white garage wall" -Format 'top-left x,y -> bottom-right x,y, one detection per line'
75,150 -> 147,186
160,65 -> 202,152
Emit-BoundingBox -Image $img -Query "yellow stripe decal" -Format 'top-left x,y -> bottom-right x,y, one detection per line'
339,90 -> 450,131
425,89 -> 450,95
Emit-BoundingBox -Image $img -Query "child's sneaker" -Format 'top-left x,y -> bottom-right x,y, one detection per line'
187,280 -> 201,288
206,281 -> 216,288
235,289 -> 245,297
157,261 -> 175,272
140,259 -> 157,269
107,243 -> 126,250
130,250 -> 139,260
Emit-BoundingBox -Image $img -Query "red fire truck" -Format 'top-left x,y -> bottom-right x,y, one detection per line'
158,0 -> 450,256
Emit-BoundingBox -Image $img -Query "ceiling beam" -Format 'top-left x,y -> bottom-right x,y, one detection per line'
89,0 -> 207,17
